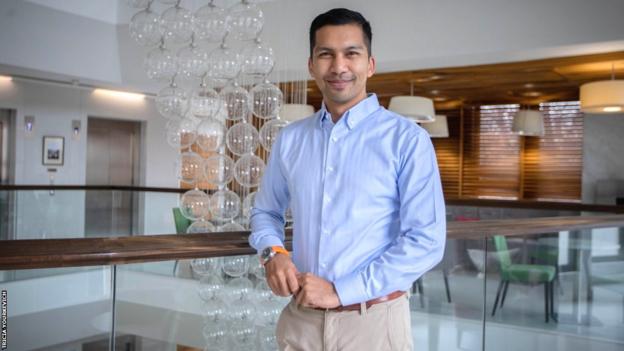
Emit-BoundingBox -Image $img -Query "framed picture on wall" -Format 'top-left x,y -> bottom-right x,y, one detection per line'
42,136 -> 64,166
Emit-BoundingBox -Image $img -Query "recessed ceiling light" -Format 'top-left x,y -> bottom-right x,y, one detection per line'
522,91 -> 542,97
524,83 -> 535,88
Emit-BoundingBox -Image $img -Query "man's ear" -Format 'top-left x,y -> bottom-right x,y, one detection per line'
367,55 -> 376,78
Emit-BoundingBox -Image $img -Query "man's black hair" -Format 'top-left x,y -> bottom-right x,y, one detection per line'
309,8 -> 372,57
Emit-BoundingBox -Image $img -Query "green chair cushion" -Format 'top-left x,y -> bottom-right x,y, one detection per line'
502,264 -> 556,283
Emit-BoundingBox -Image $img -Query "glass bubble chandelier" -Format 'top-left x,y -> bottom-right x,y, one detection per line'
127,1 -> 293,347
128,0 -> 287,233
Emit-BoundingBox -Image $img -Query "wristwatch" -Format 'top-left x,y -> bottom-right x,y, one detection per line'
260,246 -> 289,265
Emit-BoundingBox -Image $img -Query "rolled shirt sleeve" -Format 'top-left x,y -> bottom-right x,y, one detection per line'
333,132 -> 446,306
249,134 -> 290,253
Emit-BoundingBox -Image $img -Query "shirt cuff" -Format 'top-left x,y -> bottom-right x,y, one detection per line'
332,271 -> 369,306
252,234 -> 285,255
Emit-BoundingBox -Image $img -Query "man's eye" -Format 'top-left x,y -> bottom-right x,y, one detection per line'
347,51 -> 359,57
318,52 -> 331,58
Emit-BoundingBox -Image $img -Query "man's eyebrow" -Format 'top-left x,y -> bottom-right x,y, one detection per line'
314,45 -> 365,53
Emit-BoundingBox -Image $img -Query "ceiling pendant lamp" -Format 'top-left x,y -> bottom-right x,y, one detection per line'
420,115 -> 449,138
580,63 -> 624,114
388,81 -> 436,123
512,109 -> 545,137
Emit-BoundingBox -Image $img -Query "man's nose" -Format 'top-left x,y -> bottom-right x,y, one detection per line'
330,54 -> 348,74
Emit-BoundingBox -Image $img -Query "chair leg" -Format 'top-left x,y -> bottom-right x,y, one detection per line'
500,281 -> 510,308
550,281 -> 558,322
443,269 -> 452,303
492,280 -> 504,316
544,282 -> 550,323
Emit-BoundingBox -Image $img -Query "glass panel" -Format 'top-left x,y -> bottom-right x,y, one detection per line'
115,255 -> 290,350
410,238 -> 486,350
447,205 -> 579,221
484,227 -> 624,350
2,189 -> 181,240
0,265 -> 112,350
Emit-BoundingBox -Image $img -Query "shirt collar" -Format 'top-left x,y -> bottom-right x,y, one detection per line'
318,94 -> 380,129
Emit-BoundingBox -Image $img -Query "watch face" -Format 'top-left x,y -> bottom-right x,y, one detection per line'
261,247 -> 273,260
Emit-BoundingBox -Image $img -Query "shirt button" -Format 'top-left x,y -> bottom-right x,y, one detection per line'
331,137 -> 337,142
327,166 -> 334,172
325,196 -> 332,203
323,230 -> 329,235
321,263 -> 327,268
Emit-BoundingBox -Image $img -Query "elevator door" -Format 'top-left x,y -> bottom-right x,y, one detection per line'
85,118 -> 140,237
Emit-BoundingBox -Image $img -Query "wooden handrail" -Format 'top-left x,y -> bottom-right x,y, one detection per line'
1,185 -> 623,212
1,215 -> 623,270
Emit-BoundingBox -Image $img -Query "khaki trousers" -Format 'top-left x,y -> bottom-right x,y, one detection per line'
276,294 -> 413,351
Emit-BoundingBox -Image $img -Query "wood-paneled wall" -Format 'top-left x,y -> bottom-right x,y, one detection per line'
430,101 -> 583,201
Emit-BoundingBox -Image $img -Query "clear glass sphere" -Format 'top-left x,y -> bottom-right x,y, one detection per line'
253,279 -> 272,302
240,40 -> 274,77
234,154 -> 265,187
222,255 -> 249,277
186,219 -> 216,234
259,118 -> 286,151
242,191 -> 256,218
177,45 -> 210,79
167,118 -> 198,149
227,296 -> 256,321
195,118 -> 226,152
194,4 -> 229,43
129,9 -> 162,46
207,46 -> 242,81
201,297 -> 227,324
228,3 -> 264,41
209,189 -> 240,221
250,82 -> 283,119
178,151 -> 203,184
248,255 -> 265,279
180,189 -> 211,220
160,6 -> 194,44
219,84 -> 250,121
234,215 -> 250,229
126,0 -> 151,9
226,122 -> 259,156
145,46 -> 177,82
225,277 -> 254,303
156,85 -> 189,120
255,299 -> 283,326
198,274 -> 226,301
256,325 -> 279,351
191,256 -> 222,277
203,154 -> 234,186
202,326 -> 228,351
216,222 -> 245,232
228,319 -> 256,350
190,86 -> 222,119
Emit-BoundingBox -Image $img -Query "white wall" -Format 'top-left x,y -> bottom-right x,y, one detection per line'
0,0 -> 122,85
0,78 -> 179,237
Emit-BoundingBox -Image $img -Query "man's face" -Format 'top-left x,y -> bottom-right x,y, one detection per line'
308,24 -> 376,111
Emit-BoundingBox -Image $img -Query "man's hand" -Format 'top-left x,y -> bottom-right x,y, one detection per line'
264,253 -> 300,296
295,273 -> 341,309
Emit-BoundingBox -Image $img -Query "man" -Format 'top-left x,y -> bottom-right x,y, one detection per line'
249,8 -> 446,351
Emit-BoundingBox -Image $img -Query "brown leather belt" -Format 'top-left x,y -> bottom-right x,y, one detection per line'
317,291 -> 406,312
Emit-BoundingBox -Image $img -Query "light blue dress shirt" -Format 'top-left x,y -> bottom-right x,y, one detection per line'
249,94 -> 446,306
